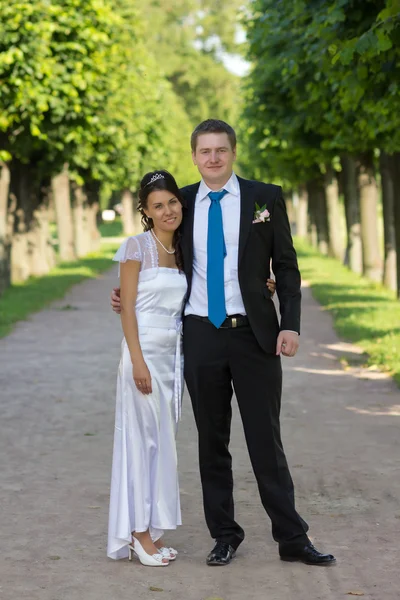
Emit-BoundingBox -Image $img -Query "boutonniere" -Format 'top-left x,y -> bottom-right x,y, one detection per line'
253,203 -> 270,224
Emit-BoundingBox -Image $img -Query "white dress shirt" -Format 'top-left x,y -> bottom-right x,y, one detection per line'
185,172 -> 246,317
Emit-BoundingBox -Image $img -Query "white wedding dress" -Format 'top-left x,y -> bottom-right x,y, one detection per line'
107,231 -> 187,560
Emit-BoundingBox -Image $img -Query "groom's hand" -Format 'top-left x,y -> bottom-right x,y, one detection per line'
276,331 -> 299,357
266,278 -> 276,296
111,287 -> 121,314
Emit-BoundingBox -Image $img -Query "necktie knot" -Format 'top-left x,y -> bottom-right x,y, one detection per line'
208,189 -> 228,204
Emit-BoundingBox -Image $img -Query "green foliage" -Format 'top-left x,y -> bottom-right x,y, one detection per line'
243,0 -> 400,183
0,0 -> 239,192
296,238 -> 400,385
241,1 -> 329,182
321,0 -> 400,153
0,0 -> 196,190
141,0 -> 242,127
0,0 -> 122,175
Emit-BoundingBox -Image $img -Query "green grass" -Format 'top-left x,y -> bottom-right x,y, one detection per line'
295,238 -> 400,385
0,236 -> 121,338
99,217 -> 123,238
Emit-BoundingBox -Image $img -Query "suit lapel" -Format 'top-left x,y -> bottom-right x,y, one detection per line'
181,183 -> 199,278
238,176 -> 255,266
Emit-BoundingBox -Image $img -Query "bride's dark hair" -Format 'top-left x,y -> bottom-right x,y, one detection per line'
138,170 -> 185,272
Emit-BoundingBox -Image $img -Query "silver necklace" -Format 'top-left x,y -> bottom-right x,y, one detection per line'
150,229 -> 175,254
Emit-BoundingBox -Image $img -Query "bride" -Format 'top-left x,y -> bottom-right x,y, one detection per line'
107,170 -> 187,567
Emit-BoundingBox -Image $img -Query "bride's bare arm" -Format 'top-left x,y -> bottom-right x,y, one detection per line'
120,261 -> 152,394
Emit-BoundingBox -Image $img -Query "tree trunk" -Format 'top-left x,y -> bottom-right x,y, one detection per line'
88,202 -> 101,252
392,152 -> 400,298
306,182 -> 318,248
72,183 -> 91,257
27,199 -> 56,277
379,151 -> 397,292
325,167 -> 343,260
379,150 -> 397,291
307,179 -> 329,255
10,225 -> 30,282
0,161 -> 12,295
295,186 -> 308,239
340,154 -> 362,274
85,180 -> 101,253
316,183 -> 330,256
121,189 -> 136,235
52,166 -> 75,261
285,192 -> 295,232
9,159 -> 41,283
358,154 -> 382,282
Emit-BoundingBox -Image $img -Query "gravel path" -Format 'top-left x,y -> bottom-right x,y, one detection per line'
1,265 -> 399,600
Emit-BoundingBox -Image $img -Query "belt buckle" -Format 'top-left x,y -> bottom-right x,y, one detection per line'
231,317 -> 237,329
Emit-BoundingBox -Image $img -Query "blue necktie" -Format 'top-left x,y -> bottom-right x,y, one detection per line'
207,189 -> 228,328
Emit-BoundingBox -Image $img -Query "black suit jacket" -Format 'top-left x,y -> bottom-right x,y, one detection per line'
180,176 -> 301,354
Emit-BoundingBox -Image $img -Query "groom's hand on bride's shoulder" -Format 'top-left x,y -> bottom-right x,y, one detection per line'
276,330 -> 299,358
111,287 -> 121,314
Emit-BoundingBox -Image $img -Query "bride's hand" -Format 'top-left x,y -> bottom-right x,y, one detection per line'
111,287 -> 121,314
133,361 -> 152,395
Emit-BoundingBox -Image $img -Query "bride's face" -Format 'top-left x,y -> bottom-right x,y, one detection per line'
144,189 -> 183,233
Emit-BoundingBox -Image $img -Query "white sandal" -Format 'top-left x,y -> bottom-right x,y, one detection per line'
158,546 -> 178,561
128,537 -> 169,567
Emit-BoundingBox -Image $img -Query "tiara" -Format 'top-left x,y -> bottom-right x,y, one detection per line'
145,173 -> 165,186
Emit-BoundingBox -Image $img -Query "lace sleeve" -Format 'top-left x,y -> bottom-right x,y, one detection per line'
113,236 -> 142,264
113,231 -> 158,277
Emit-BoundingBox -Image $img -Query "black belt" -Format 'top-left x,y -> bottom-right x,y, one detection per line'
188,314 -> 249,329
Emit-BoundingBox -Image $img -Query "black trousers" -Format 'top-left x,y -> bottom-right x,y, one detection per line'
183,316 -> 309,552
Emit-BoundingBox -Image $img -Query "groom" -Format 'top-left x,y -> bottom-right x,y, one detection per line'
111,119 -> 335,566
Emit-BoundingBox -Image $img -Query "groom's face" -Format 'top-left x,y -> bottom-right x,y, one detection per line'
192,132 -> 236,186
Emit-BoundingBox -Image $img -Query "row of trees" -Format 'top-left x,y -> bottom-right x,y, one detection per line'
243,0 -> 400,297
4,0 -> 398,301
0,0 -> 242,295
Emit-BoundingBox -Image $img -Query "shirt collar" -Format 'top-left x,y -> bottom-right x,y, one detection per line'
197,172 -> 239,202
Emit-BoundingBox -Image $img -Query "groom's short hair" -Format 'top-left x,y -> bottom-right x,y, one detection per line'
191,119 -> 236,152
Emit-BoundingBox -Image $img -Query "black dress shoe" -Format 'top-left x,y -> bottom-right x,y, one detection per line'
280,542 -> 336,566
206,542 -> 236,566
